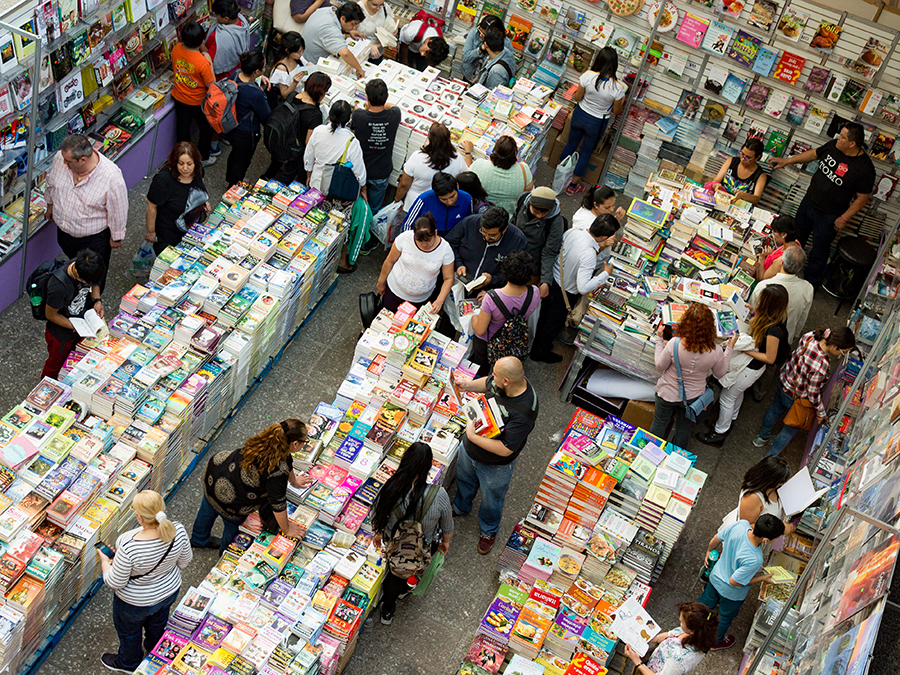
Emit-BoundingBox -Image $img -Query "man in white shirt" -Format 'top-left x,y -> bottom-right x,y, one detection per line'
749,246 -> 813,401
530,214 -> 617,363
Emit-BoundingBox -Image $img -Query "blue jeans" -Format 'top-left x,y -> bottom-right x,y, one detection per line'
649,394 -> 697,451
795,196 -> 838,286
698,578 -> 745,643
112,589 -> 180,669
453,448 -> 516,536
191,493 -> 243,555
367,177 -> 391,214
559,105 -> 610,180
758,381 -> 799,457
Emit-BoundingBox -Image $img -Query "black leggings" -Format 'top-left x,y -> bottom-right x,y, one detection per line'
225,129 -> 259,187
174,99 -> 212,160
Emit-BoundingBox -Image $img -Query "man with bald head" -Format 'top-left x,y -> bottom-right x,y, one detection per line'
453,356 -> 539,554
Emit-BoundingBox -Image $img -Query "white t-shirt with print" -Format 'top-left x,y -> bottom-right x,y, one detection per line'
578,72 -> 626,120
402,150 -> 469,211
387,230 -> 454,303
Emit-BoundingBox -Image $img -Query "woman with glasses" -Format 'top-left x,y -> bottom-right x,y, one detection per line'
355,0 -> 395,62
709,138 -> 768,205
376,213 -> 455,313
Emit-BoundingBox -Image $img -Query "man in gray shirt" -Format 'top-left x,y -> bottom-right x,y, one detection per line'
302,2 -> 366,77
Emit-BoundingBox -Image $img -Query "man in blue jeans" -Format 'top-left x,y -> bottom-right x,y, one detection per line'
699,514 -> 784,651
453,356 -> 538,555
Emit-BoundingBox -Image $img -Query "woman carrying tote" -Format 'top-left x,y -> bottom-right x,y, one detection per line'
304,100 -> 366,195
650,303 -> 737,450
145,142 -> 210,255
697,285 -> 790,447
371,441 -> 453,626
191,419 -> 314,553
558,47 -> 626,196
754,327 -> 856,457
98,491 -> 193,672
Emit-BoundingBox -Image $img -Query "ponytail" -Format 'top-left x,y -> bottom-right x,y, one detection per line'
242,419 -> 307,472
813,326 -> 856,350
678,601 -> 718,653
132,491 -> 176,543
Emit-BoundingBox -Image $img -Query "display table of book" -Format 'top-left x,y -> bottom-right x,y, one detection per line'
0,178 -> 350,675
124,307 -> 480,675
561,180 -> 780,400
457,409 -> 708,675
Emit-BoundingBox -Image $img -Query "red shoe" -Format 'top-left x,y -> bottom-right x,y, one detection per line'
565,182 -> 586,196
710,634 -> 736,651
478,533 -> 496,555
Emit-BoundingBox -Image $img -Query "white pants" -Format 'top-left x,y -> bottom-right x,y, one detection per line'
715,366 -> 766,434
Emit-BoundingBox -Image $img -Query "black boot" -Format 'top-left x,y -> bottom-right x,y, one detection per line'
696,430 -> 728,447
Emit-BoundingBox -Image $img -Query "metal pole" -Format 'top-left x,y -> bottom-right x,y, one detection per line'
0,20 -> 42,297
597,5 -> 667,187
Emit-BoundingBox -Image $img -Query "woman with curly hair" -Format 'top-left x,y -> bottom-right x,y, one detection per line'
650,303 -> 737,449
190,419 -> 313,553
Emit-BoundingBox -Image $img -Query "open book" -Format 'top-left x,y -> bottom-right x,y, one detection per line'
70,309 -> 108,339
778,466 -> 827,517
457,273 -> 488,293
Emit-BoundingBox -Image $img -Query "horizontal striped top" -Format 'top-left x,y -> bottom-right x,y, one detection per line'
103,523 -> 193,606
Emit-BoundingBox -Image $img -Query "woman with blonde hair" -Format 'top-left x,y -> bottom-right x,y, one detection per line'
698,285 -> 790,446
98,490 -> 193,672
190,419 -> 314,553
650,303 -> 737,450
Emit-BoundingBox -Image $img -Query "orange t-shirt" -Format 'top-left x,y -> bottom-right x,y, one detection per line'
171,43 -> 215,106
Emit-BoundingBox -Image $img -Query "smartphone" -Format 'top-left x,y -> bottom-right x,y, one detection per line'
95,542 -> 115,558
663,324 -> 674,341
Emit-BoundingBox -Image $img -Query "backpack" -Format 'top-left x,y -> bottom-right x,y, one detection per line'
27,259 -> 67,320
411,10 -> 444,43
487,286 -> 533,365
384,485 -> 439,578
202,78 -> 251,134
264,98 -> 302,164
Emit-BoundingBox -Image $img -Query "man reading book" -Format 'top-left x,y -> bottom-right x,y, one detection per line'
42,249 -> 105,380
453,356 -> 538,554
699,514 -> 784,651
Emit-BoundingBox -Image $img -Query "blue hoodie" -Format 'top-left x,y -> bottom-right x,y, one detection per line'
402,189 -> 473,233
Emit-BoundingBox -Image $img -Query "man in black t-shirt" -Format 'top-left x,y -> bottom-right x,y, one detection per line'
453,356 -> 538,554
350,78 -> 401,217
770,122 -> 875,286
42,249 -> 105,379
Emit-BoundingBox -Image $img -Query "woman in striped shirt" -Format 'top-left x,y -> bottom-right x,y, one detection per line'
97,490 -> 193,673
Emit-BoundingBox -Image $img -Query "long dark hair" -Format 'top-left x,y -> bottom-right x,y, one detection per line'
741,456 -> 792,503
422,123 -> 457,171
371,442 -> 434,536
592,46 -> 618,91
812,326 -> 856,350
456,171 -> 488,202
678,602 -> 718,653
582,184 -> 615,210
328,100 -> 352,132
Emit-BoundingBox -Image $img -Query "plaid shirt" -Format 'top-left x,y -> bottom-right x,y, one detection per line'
779,332 -> 831,418
45,150 -> 128,241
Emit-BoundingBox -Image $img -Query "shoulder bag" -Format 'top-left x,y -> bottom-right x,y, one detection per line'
130,537 -> 176,581
672,337 -> 716,423
557,243 -> 592,329
783,398 -> 816,430
324,136 -> 361,202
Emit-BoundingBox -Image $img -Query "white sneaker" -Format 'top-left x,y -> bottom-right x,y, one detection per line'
201,156 -> 217,167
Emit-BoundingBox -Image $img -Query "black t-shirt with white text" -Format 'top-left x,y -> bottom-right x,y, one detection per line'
464,376 -> 538,466
350,107 -> 401,181
806,140 -> 876,214
46,263 -> 91,342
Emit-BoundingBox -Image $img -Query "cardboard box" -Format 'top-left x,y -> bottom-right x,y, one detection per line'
622,399 -> 655,430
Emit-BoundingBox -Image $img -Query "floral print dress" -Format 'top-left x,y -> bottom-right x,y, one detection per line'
645,627 -> 705,675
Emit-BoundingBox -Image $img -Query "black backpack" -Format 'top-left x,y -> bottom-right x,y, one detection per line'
263,98 -> 305,164
27,259 -> 67,320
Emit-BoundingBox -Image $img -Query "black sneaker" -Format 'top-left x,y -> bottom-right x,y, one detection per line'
191,536 -> 220,550
360,238 -> 380,256
696,431 -> 728,447
101,654 -> 133,673
380,607 -> 394,625
530,351 -> 563,364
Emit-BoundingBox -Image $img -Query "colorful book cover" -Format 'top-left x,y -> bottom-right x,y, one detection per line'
675,13 -> 709,49
454,0 -> 477,24
804,106 -> 829,134
747,0 -> 777,31
785,98 -> 809,125
537,0 -> 561,24
568,44 -> 594,73
809,20 -> 842,54
764,90 -> 789,119
772,51 -> 806,85
721,73 -> 747,104
752,45 -> 778,77
871,132 -> 895,162
609,27 -> 639,60
804,66 -> 830,94
839,80 -> 867,109
526,29 -> 548,58
728,30 -> 761,69
744,83 -> 770,110
856,37 -> 887,70
505,15 -> 532,52
778,7 -> 807,42
701,20 -> 733,56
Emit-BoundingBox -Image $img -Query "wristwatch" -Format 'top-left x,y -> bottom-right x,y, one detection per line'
92,298 -> 102,305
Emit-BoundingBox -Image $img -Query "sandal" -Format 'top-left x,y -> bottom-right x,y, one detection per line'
565,182 -> 586,196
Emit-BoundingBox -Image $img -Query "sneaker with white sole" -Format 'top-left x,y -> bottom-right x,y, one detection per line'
752,436 -> 770,448
100,654 -> 133,673
201,156 -> 217,167
380,607 -> 394,625
710,634 -> 736,651
209,144 -> 222,157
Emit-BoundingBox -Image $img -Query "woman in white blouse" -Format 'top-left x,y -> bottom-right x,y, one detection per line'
97,490 -> 192,672
303,100 -> 366,195
268,31 -> 308,105
393,122 -> 470,211
356,0 -> 395,62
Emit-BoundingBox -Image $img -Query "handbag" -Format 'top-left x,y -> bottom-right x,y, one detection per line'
784,398 -> 816,430
325,136 -> 361,202
672,337 -> 716,423
558,246 -> 588,328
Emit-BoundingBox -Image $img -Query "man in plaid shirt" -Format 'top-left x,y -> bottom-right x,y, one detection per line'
45,134 -> 128,291
754,328 -> 855,456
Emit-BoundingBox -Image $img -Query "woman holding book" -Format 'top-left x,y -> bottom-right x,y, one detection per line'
624,602 -> 718,675
755,215 -> 800,281
650,303 -> 737,450
97,490 -> 193,673
145,142 -> 211,255
558,47 -> 626,196
371,441 -> 453,626
190,419 -> 314,554
697,285 -> 790,447
709,138 -> 767,205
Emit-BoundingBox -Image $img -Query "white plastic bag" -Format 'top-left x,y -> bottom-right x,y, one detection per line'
552,152 -> 579,194
370,201 -> 403,244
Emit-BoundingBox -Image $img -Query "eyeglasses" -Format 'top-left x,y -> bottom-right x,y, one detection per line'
480,228 -> 503,241
740,152 -> 756,161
